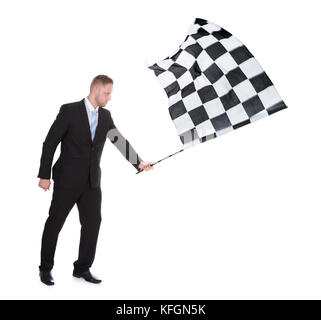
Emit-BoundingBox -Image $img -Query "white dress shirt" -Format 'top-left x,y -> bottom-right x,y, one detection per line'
84,97 -> 99,124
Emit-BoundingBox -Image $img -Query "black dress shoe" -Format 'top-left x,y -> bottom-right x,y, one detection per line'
72,270 -> 102,284
39,271 -> 54,286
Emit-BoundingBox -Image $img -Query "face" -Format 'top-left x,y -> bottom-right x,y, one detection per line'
94,83 -> 113,108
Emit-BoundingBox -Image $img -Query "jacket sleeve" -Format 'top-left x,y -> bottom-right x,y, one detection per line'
37,105 -> 69,179
106,111 -> 143,171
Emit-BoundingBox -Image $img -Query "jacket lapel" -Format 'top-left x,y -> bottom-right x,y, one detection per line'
79,99 -> 93,145
92,107 -> 103,145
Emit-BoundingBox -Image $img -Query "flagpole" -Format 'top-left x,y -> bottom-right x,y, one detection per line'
136,148 -> 184,174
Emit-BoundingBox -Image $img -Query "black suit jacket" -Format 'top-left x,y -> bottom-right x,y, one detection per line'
37,98 -> 143,188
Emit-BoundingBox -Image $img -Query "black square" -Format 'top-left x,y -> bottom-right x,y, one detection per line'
230,45 -> 253,64
204,63 -> 224,84
169,100 -> 187,120
250,72 -> 273,93
226,67 -> 247,87
149,63 -> 165,77
220,90 -> 240,111
188,106 -> 209,126
164,81 -> 180,98
197,27 -> 210,36
242,95 -> 265,118
205,42 -> 227,60
185,43 -> 203,58
210,113 -> 232,131
267,101 -> 287,115
232,119 -> 251,130
212,28 -> 232,40
168,63 -> 187,79
182,82 -> 196,98
195,18 -> 208,26
191,33 -> 204,40
197,85 -> 218,103
189,61 -> 202,79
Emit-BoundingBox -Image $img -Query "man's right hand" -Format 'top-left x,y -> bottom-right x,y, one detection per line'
39,179 -> 51,191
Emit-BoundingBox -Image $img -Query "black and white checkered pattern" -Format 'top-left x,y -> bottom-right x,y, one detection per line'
149,18 -> 287,148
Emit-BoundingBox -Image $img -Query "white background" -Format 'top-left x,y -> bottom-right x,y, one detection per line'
0,0 -> 320,300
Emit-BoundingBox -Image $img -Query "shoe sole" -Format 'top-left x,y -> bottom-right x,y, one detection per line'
41,281 -> 54,286
73,274 -> 102,283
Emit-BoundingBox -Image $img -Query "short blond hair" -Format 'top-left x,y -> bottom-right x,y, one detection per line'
90,75 -> 113,91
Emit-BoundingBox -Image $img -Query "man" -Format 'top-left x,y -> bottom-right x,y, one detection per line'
37,75 -> 153,286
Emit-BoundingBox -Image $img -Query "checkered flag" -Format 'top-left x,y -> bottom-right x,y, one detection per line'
152,17 -> 286,145
137,18 -> 288,173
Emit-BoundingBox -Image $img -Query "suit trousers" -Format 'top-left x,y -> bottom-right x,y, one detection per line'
39,175 -> 102,273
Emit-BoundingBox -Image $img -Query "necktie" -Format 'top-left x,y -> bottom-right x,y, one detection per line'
90,109 -> 98,141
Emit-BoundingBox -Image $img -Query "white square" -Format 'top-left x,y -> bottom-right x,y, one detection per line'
226,104 -> 249,125
180,36 -> 197,49
197,35 -> 218,49
177,71 -> 194,89
176,50 -> 195,69
202,23 -> 221,33
196,50 -> 214,71
168,91 -> 182,106
220,36 -> 243,51
216,53 -> 238,74
213,75 -> 232,96
188,24 -> 200,35
258,86 -> 282,108
195,120 -> 215,138
173,113 -> 195,134
156,59 -> 174,71
194,75 -> 212,91
239,58 -> 264,78
203,98 -> 226,118
182,92 -> 203,111
233,80 -> 257,102
157,71 -> 176,88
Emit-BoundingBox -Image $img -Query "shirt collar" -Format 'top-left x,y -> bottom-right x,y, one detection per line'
85,97 -> 99,113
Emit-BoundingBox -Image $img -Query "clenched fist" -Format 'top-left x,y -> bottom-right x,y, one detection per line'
138,161 -> 154,171
39,179 -> 51,191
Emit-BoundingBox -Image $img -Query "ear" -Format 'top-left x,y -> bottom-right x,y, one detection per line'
92,85 -> 97,94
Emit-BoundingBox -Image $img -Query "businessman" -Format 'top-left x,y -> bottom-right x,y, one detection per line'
37,75 -> 153,286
